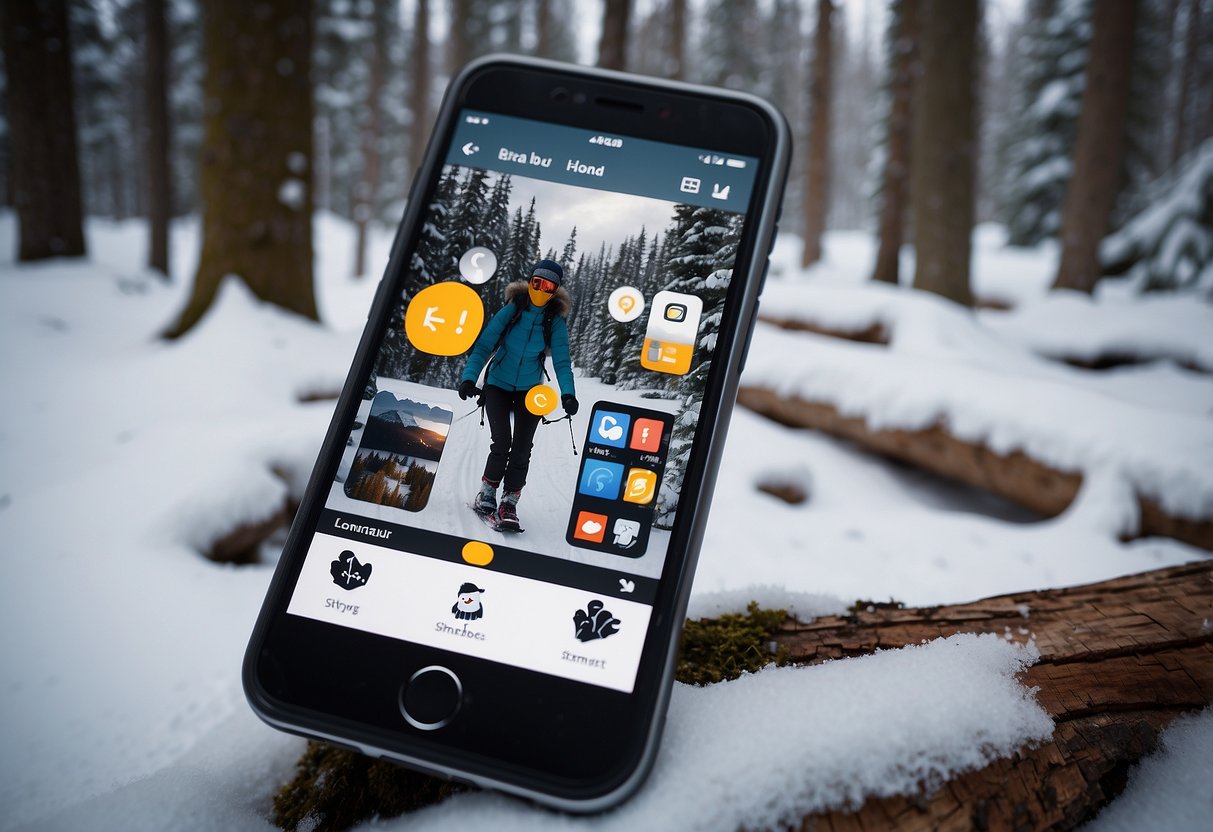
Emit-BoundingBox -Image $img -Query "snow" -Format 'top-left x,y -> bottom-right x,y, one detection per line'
1,211 -> 1208,830
1082,709 -> 1213,832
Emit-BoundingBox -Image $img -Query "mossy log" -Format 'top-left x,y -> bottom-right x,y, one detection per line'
736,386 -> 1213,552
785,561 -> 1213,831
271,565 -> 1210,831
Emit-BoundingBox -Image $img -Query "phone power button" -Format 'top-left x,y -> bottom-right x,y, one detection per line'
400,666 -> 463,731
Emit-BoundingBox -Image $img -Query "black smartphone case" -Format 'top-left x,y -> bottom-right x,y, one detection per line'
244,54 -> 791,812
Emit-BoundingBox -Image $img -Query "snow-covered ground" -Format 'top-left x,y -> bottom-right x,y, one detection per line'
1,212 -> 1209,830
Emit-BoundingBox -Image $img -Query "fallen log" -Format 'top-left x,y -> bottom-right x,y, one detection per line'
271,563 -> 1211,831
736,386 -> 1213,552
783,560 -> 1213,831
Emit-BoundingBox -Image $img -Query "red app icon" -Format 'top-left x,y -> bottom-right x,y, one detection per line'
573,511 -> 609,543
630,418 -> 664,452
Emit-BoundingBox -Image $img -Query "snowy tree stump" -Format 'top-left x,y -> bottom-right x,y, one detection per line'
779,561 -> 1213,831
736,387 -> 1213,552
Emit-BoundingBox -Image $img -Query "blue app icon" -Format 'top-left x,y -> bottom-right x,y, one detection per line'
579,460 -> 624,500
591,410 -> 630,449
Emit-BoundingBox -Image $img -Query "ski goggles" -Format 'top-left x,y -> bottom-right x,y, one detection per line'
529,275 -> 558,294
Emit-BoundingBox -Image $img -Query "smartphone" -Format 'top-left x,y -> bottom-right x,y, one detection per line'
244,55 -> 789,811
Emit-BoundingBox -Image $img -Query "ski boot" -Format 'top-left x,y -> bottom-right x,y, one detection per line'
496,489 -> 523,532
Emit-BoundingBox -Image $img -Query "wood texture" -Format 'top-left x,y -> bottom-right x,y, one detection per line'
801,0 -> 834,268
778,561 -> 1213,831
737,387 -> 1213,551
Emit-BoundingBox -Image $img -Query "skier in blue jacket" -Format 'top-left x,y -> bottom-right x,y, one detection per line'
459,259 -> 578,530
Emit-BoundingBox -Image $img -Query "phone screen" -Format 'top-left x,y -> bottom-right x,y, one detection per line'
284,110 -> 759,694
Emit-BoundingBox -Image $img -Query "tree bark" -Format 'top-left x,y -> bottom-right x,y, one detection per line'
597,0 -> 631,71
447,0 -> 471,75
909,0 -> 978,305
668,0 -> 687,81
165,0 -> 317,338
736,387 -> 1213,551
353,0 -> 389,279
0,0 -> 86,261
782,561 -> 1213,831
409,0 -> 431,176
870,0 -> 917,284
800,0 -> 833,268
1169,0 -> 1201,169
144,0 -> 172,278
1053,0 -> 1136,294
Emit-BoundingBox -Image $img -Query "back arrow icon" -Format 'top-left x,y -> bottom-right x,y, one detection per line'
461,142 -> 479,156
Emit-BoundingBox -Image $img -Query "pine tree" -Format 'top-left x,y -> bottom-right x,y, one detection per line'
166,0 -> 316,337
2,0 -> 86,260
697,0 -> 763,89
1000,0 -> 1089,247
144,0 -> 171,277
598,0 -> 631,70
910,0 -> 979,305
801,0 -> 835,267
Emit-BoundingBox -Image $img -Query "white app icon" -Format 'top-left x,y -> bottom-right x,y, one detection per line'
679,176 -> 701,194
459,246 -> 497,285
608,286 -> 645,322
612,518 -> 641,549
597,416 -> 625,443
711,183 -> 731,200
618,578 -> 636,593
645,290 -> 703,344
581,517 -> 604,536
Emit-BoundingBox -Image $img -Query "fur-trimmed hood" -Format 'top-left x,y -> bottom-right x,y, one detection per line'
504,279 -> 571,318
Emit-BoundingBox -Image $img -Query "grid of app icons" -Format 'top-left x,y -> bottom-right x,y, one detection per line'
567,403 -> 673,557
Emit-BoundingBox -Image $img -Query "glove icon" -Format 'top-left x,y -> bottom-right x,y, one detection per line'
573,599 -> 620,642
458,380 -> 481,400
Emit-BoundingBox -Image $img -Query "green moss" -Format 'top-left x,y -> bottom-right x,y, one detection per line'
676,602 -> 790,686
273,742 -> 461,832
272,603 -> 789,830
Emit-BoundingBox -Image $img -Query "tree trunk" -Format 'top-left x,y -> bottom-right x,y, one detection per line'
144,0 -> 172,278
1169,0 -> 1201,169
165,0 -> 317,338
447,0 -> 471,76
0,0 -> 86,261
409,0 -> 431,176
736,386 -> 1213,551
353,0 -> 389,279
800,0 -> 833,268
1053,0 -> 1136,294
870,0 -> 917,285
909,0 -> 977,305
597,0 -> 631,71
668,0 -> 687,80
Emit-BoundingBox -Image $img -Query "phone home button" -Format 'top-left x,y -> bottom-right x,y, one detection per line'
400,666 -> 462,731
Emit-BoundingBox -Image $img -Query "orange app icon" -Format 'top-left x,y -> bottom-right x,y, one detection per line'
623,469 -> 658,505
404,281 -> 485,356
630,418 -> 664,452
573,511 -> 609,543
639,290 -> 702,376
525,384 -> 558,416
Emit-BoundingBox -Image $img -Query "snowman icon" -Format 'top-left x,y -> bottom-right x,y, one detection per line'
452,582 -> 486,621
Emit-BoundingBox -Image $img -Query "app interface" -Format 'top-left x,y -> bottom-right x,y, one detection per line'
286,110 -> 757,693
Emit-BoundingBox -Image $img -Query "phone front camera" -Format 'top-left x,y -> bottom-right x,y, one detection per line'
572,91 -> 587,105
656,104 -> 673,119
550,87 -> 569,103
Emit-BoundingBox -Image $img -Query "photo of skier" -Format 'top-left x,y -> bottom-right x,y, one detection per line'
458,258 -> 580,532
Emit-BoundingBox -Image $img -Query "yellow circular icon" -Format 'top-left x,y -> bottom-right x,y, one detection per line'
461,540 -> 494,566
404,281 -> 485,356
524,384 -> 558,416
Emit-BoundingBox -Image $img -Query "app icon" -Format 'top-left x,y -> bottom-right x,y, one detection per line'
612,518 -> 641,548
578,459 -> 624,500
404,281 -> 485,356
618,578 -> 636,593
623,468 -> 657,505
573,511 -> 609,543
630,418 -> 664,452
591,410 -> 630,448
330,550 -> 372,590
711,183 -> 731,200
608,286 -> 645,323
461,540 -> 494,566
639,290 -> 703,375
452,582 -> 485,620
679,176 -> 701,194
458,246 -> 497,285
573,599 -> 620,642
525,384 -> 558,416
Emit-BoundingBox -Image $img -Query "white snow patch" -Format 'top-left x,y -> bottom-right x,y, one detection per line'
1083,709 -> 1213,832
685,586 -> 846,621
